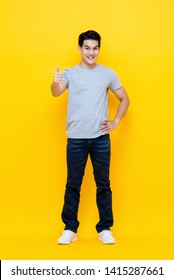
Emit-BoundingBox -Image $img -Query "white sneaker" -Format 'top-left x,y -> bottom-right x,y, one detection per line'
58,230 -> 77,245
98,230 -> 115,244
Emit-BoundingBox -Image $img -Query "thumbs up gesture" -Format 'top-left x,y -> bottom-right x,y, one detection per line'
53,66 -> 62,84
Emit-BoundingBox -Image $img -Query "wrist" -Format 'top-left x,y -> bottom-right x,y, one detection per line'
113,118 -> 120,126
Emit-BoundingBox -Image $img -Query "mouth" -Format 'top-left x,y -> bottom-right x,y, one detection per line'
87,56 -> 95,61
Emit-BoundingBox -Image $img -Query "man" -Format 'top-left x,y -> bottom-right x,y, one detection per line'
51,30 -> 130,245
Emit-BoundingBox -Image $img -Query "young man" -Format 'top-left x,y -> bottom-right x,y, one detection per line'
51,30 -> 130,244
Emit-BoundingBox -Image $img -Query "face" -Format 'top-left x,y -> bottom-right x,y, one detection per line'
79,39 -> 100,68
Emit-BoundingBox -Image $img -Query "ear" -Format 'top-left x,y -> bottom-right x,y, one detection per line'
78,45 -> 82,52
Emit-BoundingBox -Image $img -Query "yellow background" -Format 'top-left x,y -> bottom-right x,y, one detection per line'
0,0 -> 174,259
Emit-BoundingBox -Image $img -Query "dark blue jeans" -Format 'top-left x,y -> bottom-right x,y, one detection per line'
61,134 -> 113,233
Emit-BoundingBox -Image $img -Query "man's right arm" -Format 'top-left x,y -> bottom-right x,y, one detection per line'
51,66 -> 67,96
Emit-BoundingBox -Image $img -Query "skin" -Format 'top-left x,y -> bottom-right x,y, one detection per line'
51,39 -> 130,133
78,39 -> 100,69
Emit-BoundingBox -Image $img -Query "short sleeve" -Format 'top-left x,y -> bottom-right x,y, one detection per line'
62,69 -> 69,85
109,70 -> 122,91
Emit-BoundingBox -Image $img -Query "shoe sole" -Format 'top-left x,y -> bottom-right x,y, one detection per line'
58,237 -> 77,245
98,238 -> 115,244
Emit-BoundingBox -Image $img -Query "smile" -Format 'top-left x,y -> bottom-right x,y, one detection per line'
87,56 -> 95,60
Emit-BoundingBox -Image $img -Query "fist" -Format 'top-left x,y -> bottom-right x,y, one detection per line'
53,66 -> 62,84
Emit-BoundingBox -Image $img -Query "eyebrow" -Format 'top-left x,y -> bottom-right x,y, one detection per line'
84,45 -> 99,48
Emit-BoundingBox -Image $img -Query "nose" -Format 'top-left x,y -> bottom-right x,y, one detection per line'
89,49 -> 94,55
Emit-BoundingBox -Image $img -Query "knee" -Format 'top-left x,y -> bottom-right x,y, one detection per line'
66,182 -> 81,194
97,182 -> 111,193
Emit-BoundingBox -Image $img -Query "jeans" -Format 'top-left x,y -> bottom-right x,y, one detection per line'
61,134 -> 113,233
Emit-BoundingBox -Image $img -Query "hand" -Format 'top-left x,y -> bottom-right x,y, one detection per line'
100,119 -> 119,134
53,66 -> 62,84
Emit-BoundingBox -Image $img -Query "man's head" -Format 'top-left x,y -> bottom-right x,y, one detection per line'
78,30 -> 101,68
78,30 -> 101,48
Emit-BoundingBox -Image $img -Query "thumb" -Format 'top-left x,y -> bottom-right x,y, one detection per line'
56,66 -> 60,73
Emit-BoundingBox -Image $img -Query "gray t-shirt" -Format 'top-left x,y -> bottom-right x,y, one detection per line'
62,64 -> 122,138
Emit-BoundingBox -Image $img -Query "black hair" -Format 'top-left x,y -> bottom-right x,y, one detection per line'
78,30 -> 101,48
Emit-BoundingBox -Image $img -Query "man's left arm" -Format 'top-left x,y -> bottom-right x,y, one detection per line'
100,87 -> 130,133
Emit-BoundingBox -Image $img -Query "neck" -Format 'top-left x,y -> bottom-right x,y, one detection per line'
79,61 -> 97,70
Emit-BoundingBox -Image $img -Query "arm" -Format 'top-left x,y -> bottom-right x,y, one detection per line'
100,86 -> 130,133
50,66 -> 67,97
